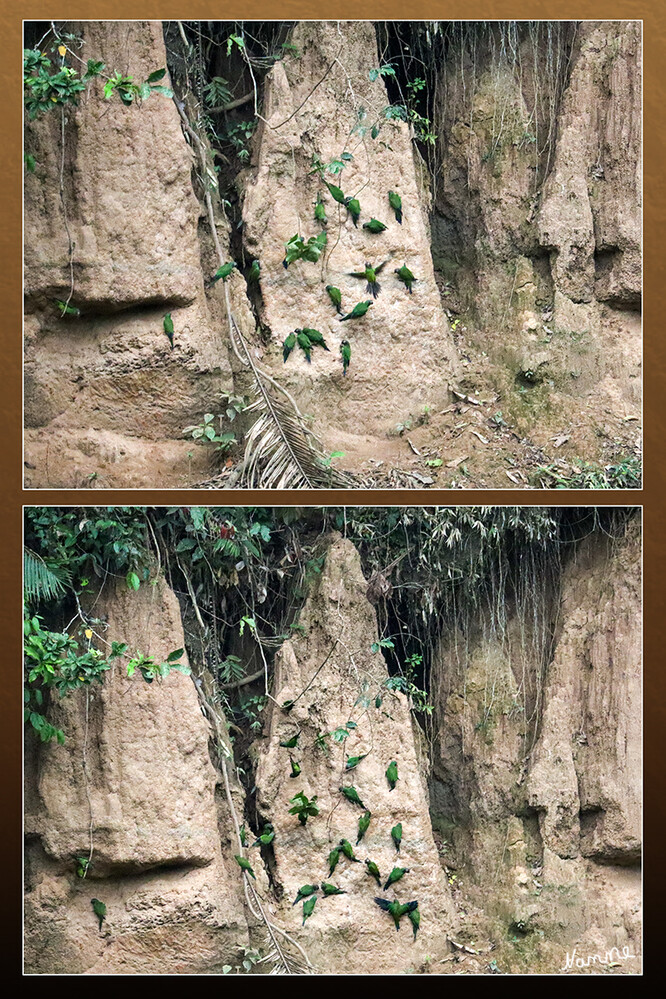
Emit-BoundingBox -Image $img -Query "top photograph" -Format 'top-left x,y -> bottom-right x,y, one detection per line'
23,19 -> 642,490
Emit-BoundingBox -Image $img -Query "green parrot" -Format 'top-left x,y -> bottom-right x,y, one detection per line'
289,758 -> 302,779
293,883 -> 319,906
296,330 -> 313,363
163,312 -> 174,349
386,760 -> 399,791
279,733 -> 300,749
374,897 -> 418,932
345,753 -> 368,770
314,194 -> 328,226
340,785 -> 366,808
211,261 -> 236,284
234,855 -> 256,879
363,218 -> 388,234
91,898 -> 106,931
348,260 -> 390,299
326,285 -> 343,313
301,327 -> 330,351
340,338 -> 351,376
339,839 -> 361,863
408,904 -> 421,940
388,190 -> 403,224
356,809 -> 372,845
239,824 -> 249,848
282,332 -> 296,363
321,882 -> 347,897
248,259 -> 261,283
394,264 -> 417,294
391,822 -> 403,853
344,197 -> 361,226
325,180 -> 347,205
339,301 -> 373,322
302,895 -> 317,926
383,866 -> 410,891
328,846 -> 341,876
56,298 -> 80,317
252,824 -> 275,848
365,859 -> 382,886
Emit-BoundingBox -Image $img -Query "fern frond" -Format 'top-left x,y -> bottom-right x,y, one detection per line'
23,549 -> 69,605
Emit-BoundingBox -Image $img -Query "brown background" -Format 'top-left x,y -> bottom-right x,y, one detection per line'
3,1 -> 658,975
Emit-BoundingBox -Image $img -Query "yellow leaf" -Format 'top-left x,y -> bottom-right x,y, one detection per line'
84,629 -> 92,639
58,45 -> 67,56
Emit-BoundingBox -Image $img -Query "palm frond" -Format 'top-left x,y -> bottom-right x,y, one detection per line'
225,299 -> 354,490
23,548 -> 69,605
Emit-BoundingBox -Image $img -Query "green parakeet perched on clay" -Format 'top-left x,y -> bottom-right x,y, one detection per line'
301,327 -> 330,351
302,895 -> 317,925
345,753 -> 369,771
163,312 -> 174,349
386,760 -> 399,791
325,180 -> 346,205
356,809 -> 372,845
211,261 -> 236,284
383,866 -> 409,891
339,838 -> 361,863
391,822 -> 402,853
365,859 -> 382,886
348,260 -> 390,299
282,332 -> 296,363
374,897 -> 417,932
314,193 -> 328,226
340,338 -> 351,375
279,732 -> 300,748
293,883 -> 319,906
248,259 -> 261,283
340,785 -> 366,808
394,264 -> 417,294
289,758 -> 302,779
296,330 -> 313,363
234,855 -> 256,879
321,882 -> 347,896
91,898 -> 106,931
345,197 -> 361,227
408,904 -> 421,940
328,847 -> 341,876
339,300 -> 373,322
388,190 -> 402,224
363,218 -> 388,234
326,285 -> 342,313
252,824 -> 275,848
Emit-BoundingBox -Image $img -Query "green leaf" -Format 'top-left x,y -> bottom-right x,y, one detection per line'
24,152 -> 36,172
166,648 -> 184,662
126,571 -> 140,591
149,85 -> 173,98
146,68 -> 166,83
369,69 -> 379,82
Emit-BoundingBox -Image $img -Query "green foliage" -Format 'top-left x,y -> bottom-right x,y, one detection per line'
182,413 -> 237,453
236,694 -> 267,732
534,456 -> 641,490
288,791 -> 319,825
23,548 -> 69,606
102,68 -> 173,105
204,76 -> 232,108
224,119 -> 255,161
23,614 -> 188,742
23,48 -> 86,118
222,947 -> 262,974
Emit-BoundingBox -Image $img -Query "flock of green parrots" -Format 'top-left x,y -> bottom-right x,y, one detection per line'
189,185 -> 418,381
281,185 -> 418,377
233,731 -> 422,940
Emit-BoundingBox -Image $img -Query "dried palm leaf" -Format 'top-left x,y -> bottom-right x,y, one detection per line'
224,292 -> 353,490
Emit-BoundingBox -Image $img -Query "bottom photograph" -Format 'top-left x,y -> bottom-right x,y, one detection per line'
23,506 -> 642,975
